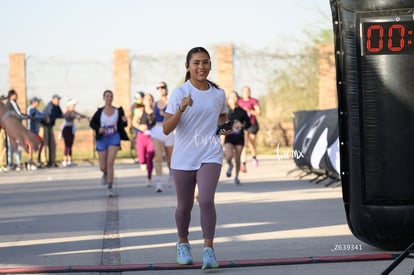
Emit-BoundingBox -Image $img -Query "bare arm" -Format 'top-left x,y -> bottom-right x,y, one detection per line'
163,94 -> 193,135
74,110 -> 89,119
163,110 -> 183,135
217,113 -> 233,136
218,113 -> 228,125
131,109 -> 143,130
251,104 -> 261,117
0,102 -> 41,152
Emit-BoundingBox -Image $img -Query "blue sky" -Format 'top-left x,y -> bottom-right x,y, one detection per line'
0,0 -> 331,62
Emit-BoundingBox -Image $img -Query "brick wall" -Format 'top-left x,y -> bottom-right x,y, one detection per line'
113,49 -> 132,149
318,44 -> 337,110
216,45 -> 234,95
9,53 -> 27,115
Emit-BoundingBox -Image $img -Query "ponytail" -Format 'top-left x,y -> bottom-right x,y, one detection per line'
207,80 -> 219,89
185,71 -> 191,82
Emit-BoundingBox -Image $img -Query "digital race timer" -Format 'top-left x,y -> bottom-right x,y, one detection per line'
362,21 -> 414,55
359,12 -> 414,55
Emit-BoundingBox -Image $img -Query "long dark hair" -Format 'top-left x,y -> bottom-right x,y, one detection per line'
7,89 -> 17,99
185,47 -> 219,89
103,89 -> 113,98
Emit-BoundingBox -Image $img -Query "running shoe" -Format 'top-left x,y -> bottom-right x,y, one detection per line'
102,173 -> 108,185
240,163 -> 247,173
202,247 -> 219,270
234,176 -> 240,185
176,243 -> 193,265
107,188 -> 115,198
226,163 -> 233,178
146,179 -> 153,187
155,178 -> 163,193
252,157 -> 259,167
167,173 -> 174,188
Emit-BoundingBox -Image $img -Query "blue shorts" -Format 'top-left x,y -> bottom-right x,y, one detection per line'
96,132 -> 121,151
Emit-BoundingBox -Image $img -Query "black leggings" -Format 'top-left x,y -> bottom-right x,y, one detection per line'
62,126 -> 74,157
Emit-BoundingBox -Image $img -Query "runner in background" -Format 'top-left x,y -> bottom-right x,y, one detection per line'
132,93 -> 156,188
151,81 -> 175,192
223,91 -> 251,185
238,85 -> 261,172
89,90 -> 129,197
130,91 -> 145,164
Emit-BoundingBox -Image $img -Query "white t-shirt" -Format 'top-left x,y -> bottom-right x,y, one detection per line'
100,108 -> 119,136
166,80 -> 227,170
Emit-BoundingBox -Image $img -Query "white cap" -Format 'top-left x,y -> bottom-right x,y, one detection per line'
66,98 -> 77,107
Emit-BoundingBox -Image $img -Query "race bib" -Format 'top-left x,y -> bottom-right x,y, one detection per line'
231,129 -> 241,135
104,125 -> 116,136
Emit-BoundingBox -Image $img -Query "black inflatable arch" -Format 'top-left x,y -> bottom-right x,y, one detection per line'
330,0 -> 414,250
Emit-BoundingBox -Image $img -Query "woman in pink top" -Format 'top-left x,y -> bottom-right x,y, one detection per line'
238,85 -> 261,172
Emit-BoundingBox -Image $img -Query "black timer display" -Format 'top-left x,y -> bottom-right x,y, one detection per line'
332,0 -> 414,251
362,20 -> 414,55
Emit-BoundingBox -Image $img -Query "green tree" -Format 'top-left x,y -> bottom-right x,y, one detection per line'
257,28 -> 334,147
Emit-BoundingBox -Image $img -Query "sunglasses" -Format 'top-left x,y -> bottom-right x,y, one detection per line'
156,86 -> 166,90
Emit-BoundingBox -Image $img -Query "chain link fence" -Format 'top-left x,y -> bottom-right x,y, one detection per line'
1,46 -> 291,112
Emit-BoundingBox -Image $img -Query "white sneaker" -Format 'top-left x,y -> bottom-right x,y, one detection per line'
202,247 -> 219,270
155,179 -> 163,193
101,173 -> 108,185
252,157 -> 259,167
167,173 -> 174,188
107,188 -> 115,198
176,243 -> 193,265
146,179 -> 153,187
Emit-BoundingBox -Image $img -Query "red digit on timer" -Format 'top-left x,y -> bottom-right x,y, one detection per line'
388,24 -> 405,52
366,24 -> 384,53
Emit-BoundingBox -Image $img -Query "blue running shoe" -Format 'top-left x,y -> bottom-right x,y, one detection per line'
202,247 -> 219,270
176,243 -> 193,265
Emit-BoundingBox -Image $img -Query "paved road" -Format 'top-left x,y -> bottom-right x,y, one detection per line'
0,156 -> 412,274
